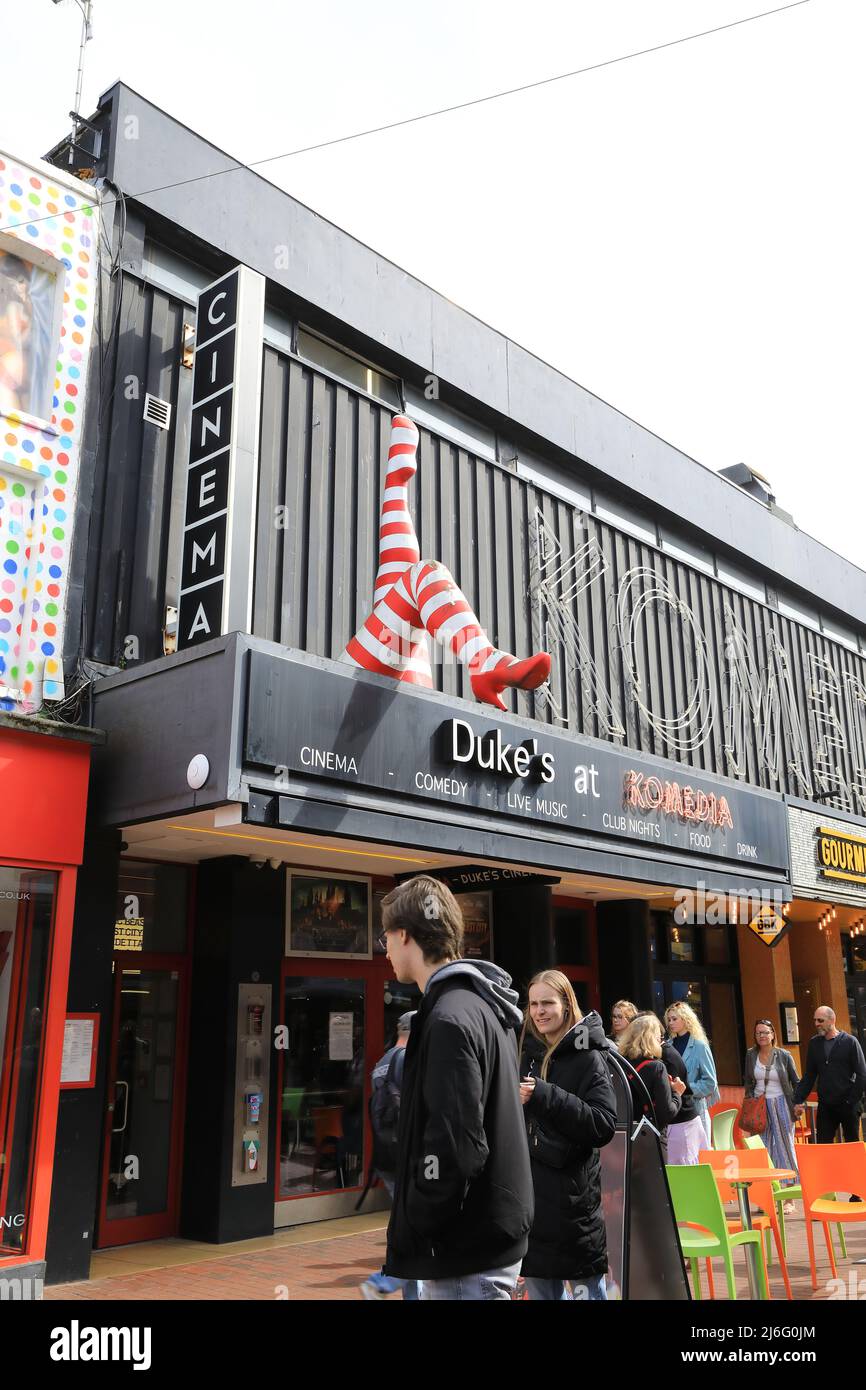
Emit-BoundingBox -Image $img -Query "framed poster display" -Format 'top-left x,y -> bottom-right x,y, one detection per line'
459,891 -> 493,961
232,983 -> 272,1187
780,1002 -> 799,1045
286,871 -> 372,959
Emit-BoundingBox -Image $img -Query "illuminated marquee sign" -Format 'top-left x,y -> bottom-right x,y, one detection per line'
245,650 -> 790,875
817,827 -> 866,887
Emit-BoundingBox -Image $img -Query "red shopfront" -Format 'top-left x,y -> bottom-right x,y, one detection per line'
0,715 -> 99,1290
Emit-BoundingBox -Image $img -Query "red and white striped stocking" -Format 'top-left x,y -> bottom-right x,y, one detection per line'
343,415 -> 550,711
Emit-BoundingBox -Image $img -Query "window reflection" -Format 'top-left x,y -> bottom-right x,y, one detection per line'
280,978 -> 365,1196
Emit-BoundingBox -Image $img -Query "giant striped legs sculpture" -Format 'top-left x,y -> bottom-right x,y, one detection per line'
343,415 -> 551,712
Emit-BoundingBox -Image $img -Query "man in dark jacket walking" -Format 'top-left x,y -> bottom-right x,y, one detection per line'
794,1005 -> 866,1146
380,874 -> 533,1299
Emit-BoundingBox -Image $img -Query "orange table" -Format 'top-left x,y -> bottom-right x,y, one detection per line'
711,1166 -> 796,1299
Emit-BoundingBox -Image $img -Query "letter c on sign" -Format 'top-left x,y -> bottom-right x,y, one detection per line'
208,290 -> 228,326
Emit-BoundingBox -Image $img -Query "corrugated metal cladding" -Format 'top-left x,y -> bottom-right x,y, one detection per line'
254,345 -> 866,808
83,276 -> 186,665
84,301 -> 866,809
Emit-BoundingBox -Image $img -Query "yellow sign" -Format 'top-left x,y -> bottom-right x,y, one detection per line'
748,907 -> 786,946
114,919 -> 144,951
817,828 -> 866,886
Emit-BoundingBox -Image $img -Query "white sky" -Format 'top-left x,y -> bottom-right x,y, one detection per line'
7,0 -> 866,576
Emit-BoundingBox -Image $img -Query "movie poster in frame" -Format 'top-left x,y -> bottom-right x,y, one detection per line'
459,891 -> 493,961
286,871 -> 372,959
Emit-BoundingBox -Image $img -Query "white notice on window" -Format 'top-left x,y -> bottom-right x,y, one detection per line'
328,1012 -> 354,1061
61,1017 -> 95,1084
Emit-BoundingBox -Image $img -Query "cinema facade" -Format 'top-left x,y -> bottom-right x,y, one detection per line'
10,82 -> 866,1284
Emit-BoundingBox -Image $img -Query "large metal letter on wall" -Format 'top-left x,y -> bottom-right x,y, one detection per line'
177,266 -> 265,650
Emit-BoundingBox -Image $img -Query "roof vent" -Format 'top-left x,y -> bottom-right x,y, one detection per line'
143,393 -> 172,430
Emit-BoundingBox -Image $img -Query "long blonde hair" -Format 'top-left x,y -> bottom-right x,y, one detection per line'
618,1013 -> 663,1062
520,970 -> 583,1079
664,1001 -> 708,1045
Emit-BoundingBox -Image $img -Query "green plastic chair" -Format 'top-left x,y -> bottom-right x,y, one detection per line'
711,1107 -> 738,1150
666,1163 -> 770,1300
742,1134 -> 847,1260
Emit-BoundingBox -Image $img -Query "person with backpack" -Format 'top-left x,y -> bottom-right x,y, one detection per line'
380,875 -> 533,1300
617,1013 -> 686,1149
360,1012 -> 418,1300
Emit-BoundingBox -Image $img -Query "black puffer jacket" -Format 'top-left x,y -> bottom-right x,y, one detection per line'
520,1011 -> 618,1279
626,1055 -> 682,1127
384,961 -> 533,1280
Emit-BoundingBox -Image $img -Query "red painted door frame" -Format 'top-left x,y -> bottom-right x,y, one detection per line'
275,953 -> 392,1205
0,857 -> 77,1270
95,952 -> 191,1248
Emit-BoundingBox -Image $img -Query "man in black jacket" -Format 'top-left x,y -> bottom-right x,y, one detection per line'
794,1005 -> 866,1145
380,875 -> 533,1299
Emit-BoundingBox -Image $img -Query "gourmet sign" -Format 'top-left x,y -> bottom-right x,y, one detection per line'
817,827 -> 866,887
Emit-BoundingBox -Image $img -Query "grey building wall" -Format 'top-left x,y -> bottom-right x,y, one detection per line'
77,300 -> 866,809
51,85 -> 866,819
62,80 -> 866,632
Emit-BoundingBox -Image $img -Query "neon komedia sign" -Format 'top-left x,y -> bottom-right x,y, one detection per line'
530,508 -> 866,813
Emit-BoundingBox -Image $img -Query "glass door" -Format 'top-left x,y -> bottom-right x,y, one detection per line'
96,960 -> 188,1246
279,975 -> 366,1198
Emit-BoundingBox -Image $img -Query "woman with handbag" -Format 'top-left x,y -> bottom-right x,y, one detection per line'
743,1019 -> 800,1212
518,971 -> 618,1301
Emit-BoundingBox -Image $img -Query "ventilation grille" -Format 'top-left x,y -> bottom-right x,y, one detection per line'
143,393 -> 172,430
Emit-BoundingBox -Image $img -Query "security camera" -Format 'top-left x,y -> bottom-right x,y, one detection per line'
249,855 -> 267,869
268,858 -> 282,871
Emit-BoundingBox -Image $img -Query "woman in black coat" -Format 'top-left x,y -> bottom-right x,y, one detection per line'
617,1013 -> 686,1149
519,970 -> 618,1301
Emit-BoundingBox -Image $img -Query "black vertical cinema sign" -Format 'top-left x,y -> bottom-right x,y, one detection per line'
177,266 -> 264,649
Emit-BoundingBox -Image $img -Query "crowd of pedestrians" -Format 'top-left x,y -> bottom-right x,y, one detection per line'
359,873 -> 866,1300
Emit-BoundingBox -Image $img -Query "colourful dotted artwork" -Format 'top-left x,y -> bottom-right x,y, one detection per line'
0,152 -> 98,714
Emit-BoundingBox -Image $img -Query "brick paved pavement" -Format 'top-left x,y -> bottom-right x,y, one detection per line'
43,1206 -> 866,1301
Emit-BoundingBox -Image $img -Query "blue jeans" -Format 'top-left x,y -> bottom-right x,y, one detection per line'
524,1275 -> 607,1301
369,1175 -> 419,1299
419,1261 -> 522,1300
366,1270 -> 420,1299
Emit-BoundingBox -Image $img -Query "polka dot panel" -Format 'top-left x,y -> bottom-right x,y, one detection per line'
0,156 -> 98,711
